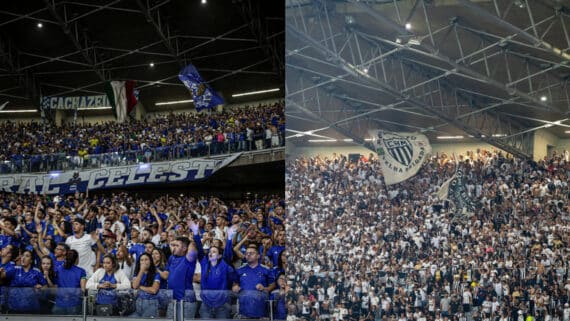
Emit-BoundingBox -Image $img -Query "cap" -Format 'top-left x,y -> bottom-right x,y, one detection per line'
102,230 -> 116,239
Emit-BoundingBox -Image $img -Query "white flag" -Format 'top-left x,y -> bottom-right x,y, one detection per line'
435,173 -> 456,201
370,130 -> 431,185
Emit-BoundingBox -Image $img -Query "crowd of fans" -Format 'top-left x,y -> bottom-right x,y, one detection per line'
0,191 -> 286,319
0,101 -> 285,173
286,149 -> 570,321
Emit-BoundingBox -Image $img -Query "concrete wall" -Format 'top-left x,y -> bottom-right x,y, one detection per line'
288,135 -> 568,161
289,142 -> 502,159
558,139 -> 570,152
288,144 -> 374,159
533,129 -> 559,161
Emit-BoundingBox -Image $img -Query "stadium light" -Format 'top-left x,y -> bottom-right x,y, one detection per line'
0,109 -> 38,113
437,135 -> 464,140
231,88 -> 280,97
155,99 -> 194,106
308,139 -> 337,142
78,107 -> 112,110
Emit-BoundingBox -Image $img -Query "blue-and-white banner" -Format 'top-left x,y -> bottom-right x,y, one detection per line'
178,64 -> 224,111
0,154 -> 240,195
40,95 -> 110,110
370,130 -> 431,185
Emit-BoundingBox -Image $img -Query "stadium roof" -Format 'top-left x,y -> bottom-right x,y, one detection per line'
0,0 -> 284,114
286,0 -> 570,158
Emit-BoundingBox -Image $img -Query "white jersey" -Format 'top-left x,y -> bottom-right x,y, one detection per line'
66,233 -> 96,277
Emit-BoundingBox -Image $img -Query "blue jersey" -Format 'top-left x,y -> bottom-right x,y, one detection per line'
156,267 -> 168,289
166,235 -> 202,301
0,234 -> 14,249
137,272 -> 161,300
199,257 -> 238,308
129,243 -> 145,261
267,245 -> 285,267
54,265 -> 86,308
271,289 -> 287,320
236,264 -> 274,318
6,266 -> 47,312
166,255 -> 197,301
272,266 -> 285,281
96,273 -> 118,305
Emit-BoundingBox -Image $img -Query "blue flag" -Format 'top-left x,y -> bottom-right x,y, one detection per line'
178,64 -> 224,111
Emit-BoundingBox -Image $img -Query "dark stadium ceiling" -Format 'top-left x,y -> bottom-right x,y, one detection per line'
286,0 -> 570,158
0,0 -> 284,113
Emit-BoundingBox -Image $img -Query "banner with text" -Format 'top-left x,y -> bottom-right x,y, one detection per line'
40,95 -> 110,110
370,130 -> 431,185
0,154 -> 240,195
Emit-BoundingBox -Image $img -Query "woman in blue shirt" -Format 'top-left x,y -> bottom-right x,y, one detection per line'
131,252 -> 161,317
152,248 -> 169,314
0,250 -> 47,313
39,255 -> 58,314
199,245 -> 238,319
271,272 -> 288,320
53,249 -> 87,315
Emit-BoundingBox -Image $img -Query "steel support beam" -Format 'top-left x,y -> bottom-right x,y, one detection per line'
43,0 -> 109,81
349,1 -> 561,113
287,22 -> 532,158
457,0 -> 570,61
237,0 -> 284,78
135,0 -> 185,68
0,36 -> 40,105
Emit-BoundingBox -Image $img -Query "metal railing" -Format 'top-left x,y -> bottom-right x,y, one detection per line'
0,136 -> 285,175
0,287 -> 283,320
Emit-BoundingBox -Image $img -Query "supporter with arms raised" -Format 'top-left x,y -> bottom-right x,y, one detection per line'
166,220 -> 203,320
65,217 -> 97,277
197,236 -> 238,319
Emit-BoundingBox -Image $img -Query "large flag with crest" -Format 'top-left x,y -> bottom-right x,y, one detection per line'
370,130 -> 431,185
178,64 -> 224,111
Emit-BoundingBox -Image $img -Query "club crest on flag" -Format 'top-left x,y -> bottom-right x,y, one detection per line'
383,135 -> 413,166
178,64 -> 224,111
369,130 -> 432,185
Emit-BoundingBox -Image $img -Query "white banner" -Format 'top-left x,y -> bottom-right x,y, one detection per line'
0,154 -> 240,195
370,130 -> 431,185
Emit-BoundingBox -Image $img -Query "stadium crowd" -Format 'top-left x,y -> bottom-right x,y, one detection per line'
0,101 -> 285,173
286,149 -> 570,321
0,191 -> 286,319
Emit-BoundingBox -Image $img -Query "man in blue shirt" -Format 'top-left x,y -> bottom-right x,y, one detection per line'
166,222 -> 203,320
233,243 -> 275,319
